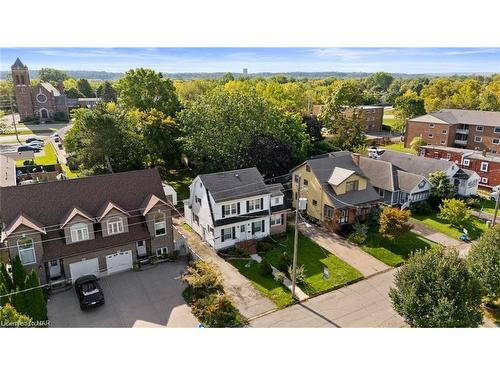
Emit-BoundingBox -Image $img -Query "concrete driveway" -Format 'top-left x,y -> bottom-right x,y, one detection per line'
48,262 -> 197,328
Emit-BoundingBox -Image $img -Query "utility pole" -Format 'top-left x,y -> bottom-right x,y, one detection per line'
492,186 -> 500,226
291,175 -> 301,298
9,95 -> 22,145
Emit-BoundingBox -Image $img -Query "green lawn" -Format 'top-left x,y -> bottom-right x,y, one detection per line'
261,230 -> 363,296
15,143 -> 58,167
382,142 -> 416,155
361,229 -> 434,267
162,168 -> 193,201
383,117 -> 399,128
0,129 -> 53,136
60,162 -> 80,179
412,212 -> 486,240
479,198 -> 497,215
229,259 -> 294,309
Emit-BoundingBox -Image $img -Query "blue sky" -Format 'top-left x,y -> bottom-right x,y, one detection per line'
1,48 -> 499,73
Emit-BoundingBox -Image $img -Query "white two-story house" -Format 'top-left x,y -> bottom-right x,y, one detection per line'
184,168 -> 289,252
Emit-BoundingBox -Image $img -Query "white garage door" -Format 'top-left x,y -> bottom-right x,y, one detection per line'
69,258 -> 99,282
106,250 -> 133,275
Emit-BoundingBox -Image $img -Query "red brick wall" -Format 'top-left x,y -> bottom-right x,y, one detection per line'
405,121 -> 455,148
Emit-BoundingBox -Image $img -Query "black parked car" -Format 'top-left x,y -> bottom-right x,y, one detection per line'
74,275 -> 105,310
17,145 -> 41,153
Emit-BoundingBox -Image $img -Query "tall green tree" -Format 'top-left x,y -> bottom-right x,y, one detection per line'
23,271 -> 47,322
393,90 -> 426,131
38,68 -> 69,82
100,81 -> 117,103
65,104 -> 147,174
241,136 -> 294,178
389,248 -> 483,328
365,72 -> 394,92
179,87 -> 309,172
319,80 -> 366,151
438,198 -> 471,228
115,68 -> 180,116
11,256 -> 26,290
135,108 -> 181,167
428,171 -> 454,206
64,87 -> 83,99
77,78 -> 94,98
0,262 -> 13,294
467,225 -> 500,305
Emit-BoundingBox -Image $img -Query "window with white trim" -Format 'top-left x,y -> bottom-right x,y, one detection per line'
428,133 -> 433,138
224,203 -> 237,216
480,162 -> 489,172
156,247 -> 168,256
270,214 -> 282,226
481,177 -> 488,184
274,197 -> 280,205
475,136 -> 482,143
429,123 -> 435,128
476,126 -> 483,132
107,216 -> 124,235
440,140 -> 446,145
17,237 -> 36,265
253,221 -> 263,233
247,198 -> 261,211
154,212 -> 167,236
463,159 -> 470,166
240,224 -> 246,233
495,127 -> 500,133
70,222 -> 89,242
493,139 -> 500,145
222,227 -> 233,241
338,209 -> 349,224
442,129 -> 447,134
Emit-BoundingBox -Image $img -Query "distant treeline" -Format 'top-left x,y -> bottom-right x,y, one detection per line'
1,70 -> 496,81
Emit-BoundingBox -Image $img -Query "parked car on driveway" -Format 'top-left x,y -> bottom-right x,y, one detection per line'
74,275 -> 105,310
17,145 -> 41,153
25,142 -> 43,149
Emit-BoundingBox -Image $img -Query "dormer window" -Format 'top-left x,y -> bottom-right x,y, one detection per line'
70,222 -> 90,242
107,216 -> 124,235
154,212 -> 167,237
17,237 -> 36,265
346,180 -> 359,192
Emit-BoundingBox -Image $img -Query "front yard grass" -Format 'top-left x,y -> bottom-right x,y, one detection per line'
361,229 -> 434,267
412,212 -> 486,240
479,197 -> 496,215
262,230 -> 363,296
15,143 -> 58,167
162,168 -> 193,201
382,142 -> 416,155
229,259 -> 294,309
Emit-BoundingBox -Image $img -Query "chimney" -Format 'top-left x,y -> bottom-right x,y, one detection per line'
351,152 -> 360,166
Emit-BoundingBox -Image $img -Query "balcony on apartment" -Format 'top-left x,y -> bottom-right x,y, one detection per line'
454,131 -> 468,146
456,125 -> 469,135
454,139 -> 468,146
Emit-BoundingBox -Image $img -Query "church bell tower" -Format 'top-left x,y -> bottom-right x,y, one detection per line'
11,58 -> 34,121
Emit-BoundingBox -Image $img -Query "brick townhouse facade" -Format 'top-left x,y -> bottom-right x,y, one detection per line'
405,109 -> 500,153
312,104 -> 384,132
420,145 -> 500,189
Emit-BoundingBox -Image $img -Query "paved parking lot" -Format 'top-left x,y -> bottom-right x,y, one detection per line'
48,262 -> 198,328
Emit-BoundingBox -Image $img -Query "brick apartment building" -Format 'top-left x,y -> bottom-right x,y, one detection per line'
420,145 -> 500,189
405,109 -> 500,153
312,104 -> 384,132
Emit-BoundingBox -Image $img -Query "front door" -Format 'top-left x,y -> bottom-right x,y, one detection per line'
136,240 -> 147,257
48,259 -> 62,279
40,108 -> 48,119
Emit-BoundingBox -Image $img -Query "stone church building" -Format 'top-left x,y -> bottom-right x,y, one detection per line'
11,58 -> 69,122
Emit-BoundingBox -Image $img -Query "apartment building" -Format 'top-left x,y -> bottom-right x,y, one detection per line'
405,109 -> 500,152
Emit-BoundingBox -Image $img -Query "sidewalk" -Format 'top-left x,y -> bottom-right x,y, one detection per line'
409,218 -> 472,256
174,218 -> 277,319
298,222 -> 391,278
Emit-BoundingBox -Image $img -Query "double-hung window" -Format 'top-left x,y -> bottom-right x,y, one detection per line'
270,214 -> 282,226
345,180 -> 359,192
154,212 -> 167,236
463,159 -> 470,166
224,203 -> 237,216
480,162 -> 489,172
156,247 -> 168,256
338,209 -> 349,224
17,238 -> 36,265
253,221 -> 262,233
495,127 -> 500,134
222,228 -> 233,241
70,222 -> 89,242
107,216 -> 124,235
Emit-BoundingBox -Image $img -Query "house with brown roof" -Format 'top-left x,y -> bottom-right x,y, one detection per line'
405,109 -> 500,153
0,168 -> 174,285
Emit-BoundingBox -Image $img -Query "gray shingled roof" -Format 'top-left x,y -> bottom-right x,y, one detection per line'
295,152 -> 381,209
11,58 -> 27,69
199,167 -> 273,203
412,109 -> 500,127
396,170 -> 424,192
40,82 -> 61,96
379,150 -> 455,178
358,157 -> 395,192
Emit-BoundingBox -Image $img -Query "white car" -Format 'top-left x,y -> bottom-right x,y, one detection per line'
491,191 -> 499,202
25,141 -> 43,148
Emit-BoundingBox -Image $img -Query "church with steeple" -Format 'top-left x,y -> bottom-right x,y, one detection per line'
11,58 -> 69,122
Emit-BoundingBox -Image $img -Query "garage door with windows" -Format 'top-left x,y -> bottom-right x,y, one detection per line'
69,258 -> 99,282
106,250 -> 133,275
